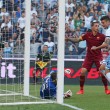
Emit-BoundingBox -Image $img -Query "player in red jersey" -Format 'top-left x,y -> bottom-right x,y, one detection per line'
66,20 -> 110,95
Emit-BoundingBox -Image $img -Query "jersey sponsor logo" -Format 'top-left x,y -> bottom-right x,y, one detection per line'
97,37 -> 100,40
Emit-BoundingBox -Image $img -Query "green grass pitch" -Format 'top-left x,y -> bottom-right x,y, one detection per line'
0,85 -> 110,110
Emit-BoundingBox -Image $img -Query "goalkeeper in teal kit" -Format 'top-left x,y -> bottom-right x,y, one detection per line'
40,70 -> 72,99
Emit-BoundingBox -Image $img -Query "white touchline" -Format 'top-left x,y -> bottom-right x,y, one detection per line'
61,103 -> 84,110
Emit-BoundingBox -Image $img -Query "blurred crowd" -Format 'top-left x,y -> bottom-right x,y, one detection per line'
0,0 -> 109,58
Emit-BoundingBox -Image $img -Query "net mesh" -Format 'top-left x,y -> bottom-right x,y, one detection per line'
0,58 -> 57,104
0,0 -> 58,105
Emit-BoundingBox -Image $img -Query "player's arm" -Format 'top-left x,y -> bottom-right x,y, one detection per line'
46,60 -> 51,64
72,44 -> 78,52
36,53 -> 41,61
91,38 -> 108,50
65,36 -> 83,43
48,82 -> 57,98
46,53 -> 51,64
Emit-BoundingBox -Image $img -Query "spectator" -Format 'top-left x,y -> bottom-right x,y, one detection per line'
65,0 -> 75,12
80,22 -> 87,35
16,6 -> 21,18
8,37 -> 15,49
30,39 -> 41,57
0,8 -> 9,17
17,11 -> 25,29
31,8 -> 37,17
68,18 -> 75,31
41,28 -> 50,42
78,40 -> 86,55
0,0 -> 3,9
12,11 -> 18,25
3,42 -> 12,58
44,37 -> 55,54
0,0 -> 109,58
31,13 -> 41,28
69,43 -> 78,56
84,12 -> 93,29
74,16 -> 82,29
1,26 -> 12,42
37,0 -> 47,22
88,0 -> 98,6
1,16 -> 12,29
14,39 -> 24,55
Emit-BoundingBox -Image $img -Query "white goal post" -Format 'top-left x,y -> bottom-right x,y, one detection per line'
57,0 -> 65,104
24,0 -> 31,96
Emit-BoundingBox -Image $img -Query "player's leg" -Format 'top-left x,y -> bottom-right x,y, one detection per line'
76,67 -> 88,94
99,63 -> 106,76
104,56 -> 110,83
105,69 -> 110,83
103,57 -> 110,83
37,69 -> 42,78
76,57 -> 93,94
95,61 -> 110,94
32,68 -> 37,83
32,64 -> 40,83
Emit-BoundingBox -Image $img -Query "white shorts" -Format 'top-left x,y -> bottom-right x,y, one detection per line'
101,55 -> 110,70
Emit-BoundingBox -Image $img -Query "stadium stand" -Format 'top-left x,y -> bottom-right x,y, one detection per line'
0,0 -> 109,58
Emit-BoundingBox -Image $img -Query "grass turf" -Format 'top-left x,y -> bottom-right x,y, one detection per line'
0,85 -> 110,110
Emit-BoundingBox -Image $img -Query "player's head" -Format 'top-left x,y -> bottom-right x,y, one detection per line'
100,16 -> 110,29
42,45 -> 48,52
91,20 -> 99,32
50,70 -> 57,85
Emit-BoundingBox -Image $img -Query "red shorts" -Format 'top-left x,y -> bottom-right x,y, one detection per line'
82,57 -> 102,72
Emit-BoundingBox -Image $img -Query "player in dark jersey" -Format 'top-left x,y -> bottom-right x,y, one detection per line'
40,70 -> 72,99
40,70 -> 57,99
33,45 -> 51,83
66,20 -> 110,94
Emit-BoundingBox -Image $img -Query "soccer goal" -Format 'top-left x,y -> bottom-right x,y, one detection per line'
0,0 -> 65,106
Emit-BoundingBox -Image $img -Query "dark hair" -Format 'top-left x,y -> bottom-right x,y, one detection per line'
100,16 -> 110,22
50,71 -> 57,81
91,20 -> 99,26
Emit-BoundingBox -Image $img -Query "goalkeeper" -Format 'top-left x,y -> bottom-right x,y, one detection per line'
33,45 -> 51,83
40,70 -> 72,99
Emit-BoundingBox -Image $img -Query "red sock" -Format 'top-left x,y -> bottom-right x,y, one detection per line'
101,75 -> 108,90
80,76 -> 85,90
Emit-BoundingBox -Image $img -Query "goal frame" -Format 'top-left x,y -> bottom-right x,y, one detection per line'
0,0 -> 65,105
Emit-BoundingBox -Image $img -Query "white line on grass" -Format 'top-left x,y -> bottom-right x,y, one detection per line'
61,103 -> 84,110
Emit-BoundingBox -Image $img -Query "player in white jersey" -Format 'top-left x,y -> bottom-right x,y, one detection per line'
100,16 -> 110,82
101,16 -> 110,37
91,16 -> 110,94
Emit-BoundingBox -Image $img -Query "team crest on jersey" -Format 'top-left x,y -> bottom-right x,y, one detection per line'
97,37 -> 100,40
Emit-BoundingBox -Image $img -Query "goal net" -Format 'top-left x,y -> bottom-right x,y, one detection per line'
0,0 -> 65,105
0,58 -> 56,105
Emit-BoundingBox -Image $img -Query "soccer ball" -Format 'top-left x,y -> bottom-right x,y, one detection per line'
64,90 -> 72,98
